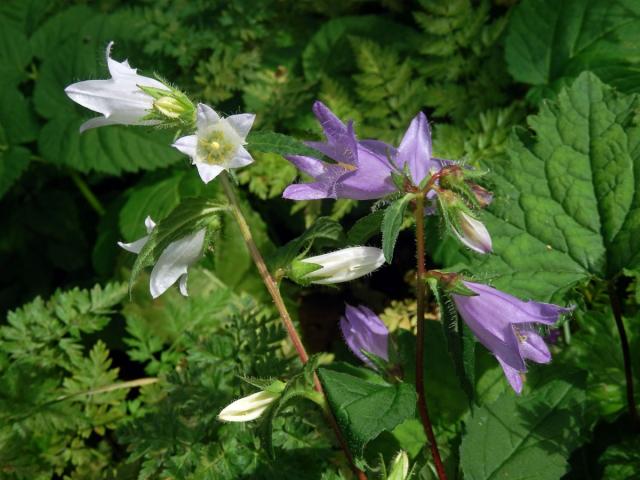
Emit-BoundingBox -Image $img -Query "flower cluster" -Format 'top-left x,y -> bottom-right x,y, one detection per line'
65,40 -> 573,401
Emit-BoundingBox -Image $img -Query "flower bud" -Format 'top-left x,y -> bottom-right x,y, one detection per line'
291,247 -> 385,285
470,183 -> 493,208
454,211 -> 492,254
387,451 -> 410,480
340,304 -> 389,366
154,96 -> 188,119
218,390 -> 280,422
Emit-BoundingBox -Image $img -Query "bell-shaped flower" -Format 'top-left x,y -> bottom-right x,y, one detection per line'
283,101 -> 396,200
118,216 -> 206,298
340,304 -> 389,365
65,42 -> 172,132
452,281 -> 572,393
217,390 -> 280,422
293,246 -> 385,285
172,103 -> 255,183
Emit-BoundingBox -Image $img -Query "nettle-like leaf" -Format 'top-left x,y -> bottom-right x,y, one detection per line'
460,373 -> 587,480
317,363 -> 416,467
0,16 -> 32,86
506,0 -> 640,99
246,131 -> 319,157
462,72 -> 640,302
381,194 -> 412,263
129,197 -> 226,291
347,209 -> 384,245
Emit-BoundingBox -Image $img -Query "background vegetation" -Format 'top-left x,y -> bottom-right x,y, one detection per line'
1,0 -> 639,478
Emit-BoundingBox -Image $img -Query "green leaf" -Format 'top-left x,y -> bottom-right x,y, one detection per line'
246,131 -> 319,157
460,373 -> 587,480
269,216 -> 344,271
0,145 -> 30,200
505,0 -> 640,98
0,82 -> 38,145
29,5 -> 97,60
347,210 -> 384,244
431,285 -> 475,401
302,16 -> 421,82
461,73 -> 640,301
317,364 -> 416,465
129,198 -> 225,291
0,17 -> 32,86
599,436 -> 640,479
381,194 -> 412,263
38,116 -> 182,175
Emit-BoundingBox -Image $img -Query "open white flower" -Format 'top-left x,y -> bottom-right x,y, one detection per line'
172,103 -> 255,183
118,216 -> 206,298
298,246 -> 385,284
218,390 -> 279,422
65,41 -> 171,132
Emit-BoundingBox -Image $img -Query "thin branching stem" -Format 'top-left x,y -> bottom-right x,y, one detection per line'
69,170 -> 106,216
219,173 -> 367,480
414,194 -> 448,480
608,280 -> 639,431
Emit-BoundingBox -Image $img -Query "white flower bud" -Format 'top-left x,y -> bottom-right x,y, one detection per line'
453,211 -> 492,254
387,451 -> 410,480
218,390 -> 280,422
297,246 -> 385,284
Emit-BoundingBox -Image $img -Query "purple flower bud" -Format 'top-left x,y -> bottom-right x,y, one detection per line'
283,102 -> 396,201
452,281 -> 572,394
340,304 -> 389,365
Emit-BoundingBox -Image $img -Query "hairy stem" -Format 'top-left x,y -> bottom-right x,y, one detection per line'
219,174 -> 367,480
608,280 -> 639,430
69,170 -> 106,216
414,195 -> 448,480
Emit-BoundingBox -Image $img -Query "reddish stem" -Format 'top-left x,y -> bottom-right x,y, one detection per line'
415,194 -> 448,480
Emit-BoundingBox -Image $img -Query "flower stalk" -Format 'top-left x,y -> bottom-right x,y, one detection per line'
608,280 -> 639,431
414,193 -> 447,480
218,173 -> 367,480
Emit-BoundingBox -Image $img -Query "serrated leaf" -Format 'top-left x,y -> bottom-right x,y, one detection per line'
0,82 -> 38,145
0,17 -> 32,86
38,116 -> 182,175
431,285 -> 475,401
347,210 -> 384,244
460,374 -> 587,480
460,73 -> 640,302
505,0 -> 640,97
129,198 -> 226,291
381,195 -> 412,263
317,364 -> 416,465
246,131 -> 319,157
0,145 -> 30,200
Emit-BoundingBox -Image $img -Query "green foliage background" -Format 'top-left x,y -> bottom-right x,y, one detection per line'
1,0 -> 640,479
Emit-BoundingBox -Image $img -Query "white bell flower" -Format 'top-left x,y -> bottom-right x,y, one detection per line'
217,390 -> 279,422
298,246 -> 385,284
65,41 -> 171,132
118,216 -> 206,298
172,103 -> 255,183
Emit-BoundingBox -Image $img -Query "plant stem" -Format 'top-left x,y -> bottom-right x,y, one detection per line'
414,194 -> 448,480
608,280 -> 639,430
69,170 -> 106,216
219,173 -> 367,480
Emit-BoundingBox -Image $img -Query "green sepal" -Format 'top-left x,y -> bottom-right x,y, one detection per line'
258,355 -> 324,458
360,350 -> 390,374
391,171 -> 406,191
239,376 -> 286,394
288,259 -> 323,286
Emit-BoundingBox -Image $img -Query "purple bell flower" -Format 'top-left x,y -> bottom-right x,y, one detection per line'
452,281 -> 572,394
283,102 -> 397,200
340,304 -> 389,366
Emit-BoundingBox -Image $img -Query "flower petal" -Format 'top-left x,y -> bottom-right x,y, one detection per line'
496,357 -> 525,394
285,155 -> 328,178
172,134 -> 198,159
195,162 -> 226,184
196,103 -> 220,130
178,273 -> 189,296
117,235 -> 150,254
144,216 -> 156,233
396,112 -> 434,185
283,182 -> 334,200
517,328 -> 551,364
149,228 -> 205,298
226,146 -> 254,168
227,113 -> 255,139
